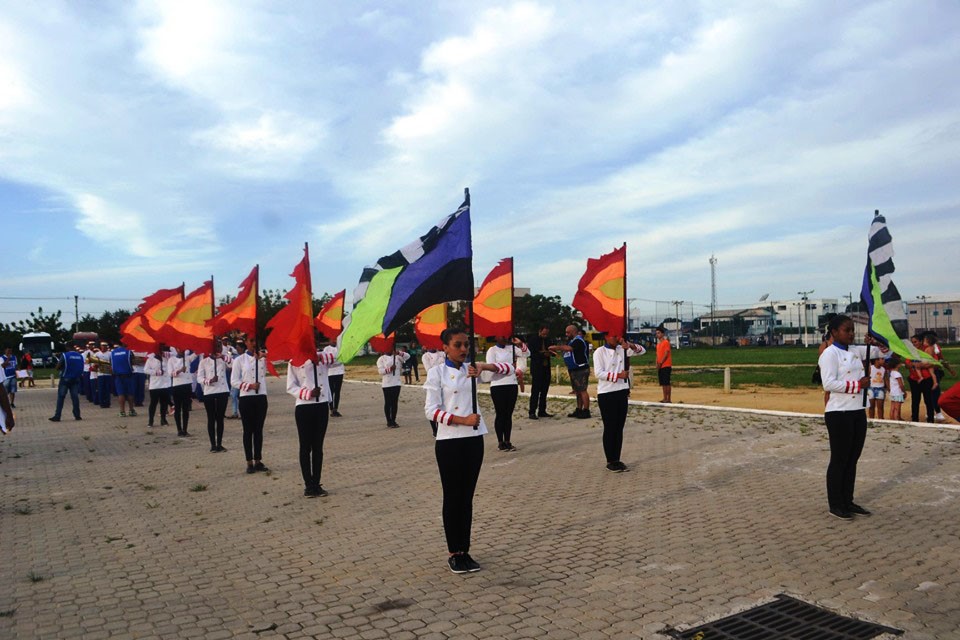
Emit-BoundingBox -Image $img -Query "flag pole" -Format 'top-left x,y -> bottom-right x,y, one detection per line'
622,243 -> 629,381
465,187 -> 478,428
211,275 -> 217,378
510,257 -> 517,389
306,242 -> 320,403
254,266 -> 260,386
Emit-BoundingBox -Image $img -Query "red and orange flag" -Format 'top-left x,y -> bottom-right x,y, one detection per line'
265,246 -> 316,367
368,333 -> 395,354
572,244 -> 626,336
471,257 -> 513,338
415,303 -> 447,350
157,281 -> 215,354
315,289 -> 345,340
208,266 -> 258,337
120,286 -> 184,351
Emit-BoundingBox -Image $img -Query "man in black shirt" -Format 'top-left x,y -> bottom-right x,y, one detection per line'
527,326 -> 554,419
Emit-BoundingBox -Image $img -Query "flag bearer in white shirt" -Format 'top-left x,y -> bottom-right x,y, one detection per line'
232,336 -> 269,474
424,327 -> 509,575
593,333 -> 645,472
198,350 -> 231,452
168,348 -> 197,437
377,347 -> 410,428
485,336 -> 529,452
143,347 -> 171,428
287,351 -> 336,497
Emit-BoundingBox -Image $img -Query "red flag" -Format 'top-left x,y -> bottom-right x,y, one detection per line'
414,303 -> 447,350
140,285 -> 186,340
572,244 -> 626,336
369,333 -> 395,354
265,246 -> 316,367
120,286 -> 184,351
156,281 -> 215,354
469,258 -> 513,338
208,266 -> 258,337
315,289 -> 345,340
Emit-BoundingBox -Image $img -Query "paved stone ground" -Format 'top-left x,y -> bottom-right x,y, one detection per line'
2,380 -> 959,639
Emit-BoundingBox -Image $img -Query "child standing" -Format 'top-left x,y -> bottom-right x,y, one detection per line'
868,357 -> 887,420
887,356 -> 905,421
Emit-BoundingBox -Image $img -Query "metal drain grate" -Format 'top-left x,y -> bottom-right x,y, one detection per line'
665,594 -> 903,639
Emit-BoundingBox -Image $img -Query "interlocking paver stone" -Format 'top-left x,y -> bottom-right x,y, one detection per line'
2,381 -> 959,638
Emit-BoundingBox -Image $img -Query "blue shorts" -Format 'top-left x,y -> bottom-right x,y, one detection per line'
2,376 -> 15,394
869,387 -> 885,400
114,374 -> 137,397
889,393 -> 905,403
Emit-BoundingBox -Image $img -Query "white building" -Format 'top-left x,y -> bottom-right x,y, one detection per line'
907,295 -> 959,341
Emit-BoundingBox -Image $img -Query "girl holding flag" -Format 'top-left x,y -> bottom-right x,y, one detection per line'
286,351 -> 336,497
424,327 -> 510,574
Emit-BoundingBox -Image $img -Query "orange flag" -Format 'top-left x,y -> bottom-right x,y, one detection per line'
415,303 -> 447,350
208,266 -> 258,337
572,244 -> 626,336
369,333 -> 395,354
157,281 -> 215,354
120,286 -> 184,351
315,289 -> 345,340
265,246 -> 316,367
471,257 -> 513,338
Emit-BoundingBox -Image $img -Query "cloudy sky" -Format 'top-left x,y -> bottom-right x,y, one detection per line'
1,0 -> 958,326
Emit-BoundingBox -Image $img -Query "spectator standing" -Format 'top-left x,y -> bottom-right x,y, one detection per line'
549,325 -> 591,418
0,367 -> 14,434
655,326 -> 672,403
2,348 -> 18,409
527,326 -> 554,420
49,349 -> 85,422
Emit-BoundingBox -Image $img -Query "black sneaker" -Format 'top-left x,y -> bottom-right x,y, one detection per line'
216,446 -> 227,453
253,462 -> 269,472
331,411 -> 342,417
848,503 -> 872,516
448,555 -> 469,574
246,465 -> 256,474
147,422 -> 154,428
528,413 -> 538,420
160,420 -> 169,426
538,412 -> 554,418
304,487 -> 317,498
504,442 -> 517,452
129,409 -> 138,417
210,446 -> 218,452
567,410 -> 581,418
578,411 -> 592,419
49,417 -> 61,422
829,508 -> 853,520
461,553 -> 482,572
497,442 -> 508,451
606,461 -> 626,473
316,486 -> 328,497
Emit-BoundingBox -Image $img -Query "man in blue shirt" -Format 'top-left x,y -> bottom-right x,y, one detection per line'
50,347 -> 85,421
111,343 -> 137,417
2,348 -> 17,409
549,325 -> 592,419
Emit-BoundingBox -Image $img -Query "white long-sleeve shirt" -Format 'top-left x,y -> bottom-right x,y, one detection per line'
143,354 -> 171,390
232,352 -> 268,396
167,352 -> 196,387
377,352 -> 410,388
484,343 -> 527,387
286,353 -> 335,406
819,344 -> 873,412
422,351 -> 445,374
423,360 -> 488,440
321,346 -> 344,376
593,343 -> 645,394
198,356 -> 231,395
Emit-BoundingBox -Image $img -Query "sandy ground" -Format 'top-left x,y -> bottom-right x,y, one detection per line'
346,365 -> 959,422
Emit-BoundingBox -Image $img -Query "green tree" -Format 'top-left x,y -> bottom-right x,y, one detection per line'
0,307 -> 69,346
513,294 -> 579,339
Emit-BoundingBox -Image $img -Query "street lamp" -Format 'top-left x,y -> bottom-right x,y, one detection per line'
671,300 -> 684,349
798,290 -> 814,347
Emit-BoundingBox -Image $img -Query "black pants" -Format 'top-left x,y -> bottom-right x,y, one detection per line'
825,410 -> 868,509
909,378 -> 935,422
528,365 -> 551,415
490,384 -> 518,444
296,402 -> 329,489
148,389 -> 169,424
598,389 -> 629,463
328,374 -> 343,412
203,392 -> 228,448
239,395 -> 268,461
436,436 -> 484,554
171,384 -> 192,433
382,386 -> 400,425
932,369 -> 944,413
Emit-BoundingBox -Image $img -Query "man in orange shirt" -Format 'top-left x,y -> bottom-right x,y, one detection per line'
655,326 -> 672,403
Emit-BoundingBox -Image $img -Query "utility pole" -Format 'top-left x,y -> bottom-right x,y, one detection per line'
798,290 -> 814,347
709,255 -> 717,346
671,300 -> 684,349
916,295 -> 928,333
74,295 -> 79,334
